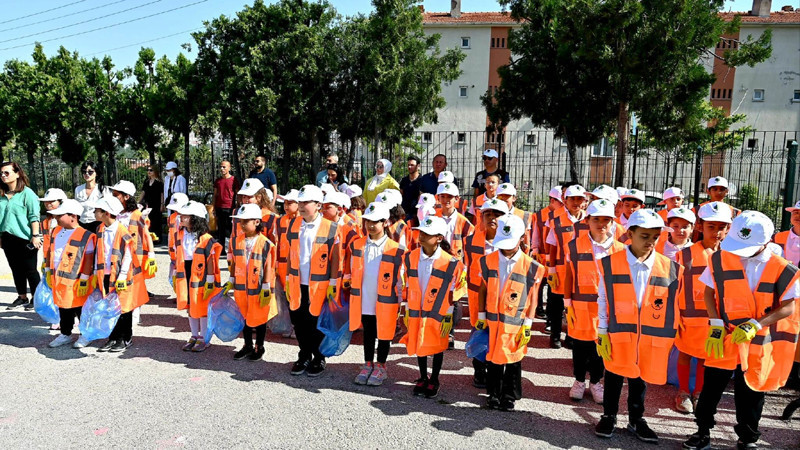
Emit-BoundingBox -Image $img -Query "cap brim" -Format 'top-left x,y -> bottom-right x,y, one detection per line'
589,212 -> 616,218
362,213 -> 388,222
493,236 -> 521,250
785,207 -> 799,212
481,206 -> 507,214
700,215 -> 732,224
720,237 -> 763,257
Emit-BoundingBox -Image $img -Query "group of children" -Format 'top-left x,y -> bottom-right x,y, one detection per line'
34,171 -> 800,449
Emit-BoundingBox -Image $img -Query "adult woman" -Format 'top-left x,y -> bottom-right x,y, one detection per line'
326,164 -> 348,193
139,164 -> 164,242
162,161 -> 187,212
74,161 -> 109,233
0,162 -> 42,310
363,159 -> 399,205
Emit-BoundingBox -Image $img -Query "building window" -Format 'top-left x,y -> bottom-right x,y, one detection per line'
711,88 -> 732,100
460,37 -> 470,49
459,86 -> 468,98
501,37 -> 505,48
456,132 -> 466,143
422,132 -> 432,143
746,138 -> 759,150
793,90 -> 800,103
753,89 -> 764,102
525,133 -> 538,146
591,137 -> 612,157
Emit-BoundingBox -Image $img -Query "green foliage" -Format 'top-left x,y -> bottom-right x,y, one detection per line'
736,184 -> 781,224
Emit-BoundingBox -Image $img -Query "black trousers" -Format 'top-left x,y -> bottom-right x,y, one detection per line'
604,370 -> 647,421
536,280 -> 546,312
59,306 -> 82,336
546,292 -> 564,340
694,366 -> 764,444
243,324 -> 267,348
288,285 -> 324,363
361,314 -> 390,364
215,207 -> 233,250
103,274 -> 133,342
473,358 -> 486,378
418,352 -> 444,381
486,361 -> 522,402
572,339 -> 604,383
1,232 -> 40,297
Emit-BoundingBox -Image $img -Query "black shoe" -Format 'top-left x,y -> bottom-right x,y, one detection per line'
472,373 -> 486,389
7,297 -> 27,310
413,377 -> 428,396
97,339 -> 117,352
448,335 -> 455,349
550,338 -> 562,349
535,308 -> 546,319
425,380 -> 440,398
563,336 -> 574,349
544,323 -> 551,333
24,300 -> 35,311
595,414 -> 617,438
736,440 -> 758,450
682,432 -> 711,450
484,396 -> 500,410
234,346 -> 254,360
498,399 -> 515,411
290,359 -> 310,376
109,340 -> 130,353
306,359 -> 326,377
627,418 -> 658,443
247,346 -> 265,361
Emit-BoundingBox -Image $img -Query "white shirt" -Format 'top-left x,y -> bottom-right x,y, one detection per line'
415,246 -> 458,313
244,236 -> 258,263
662,239 -> 692,262
699,243 -> 800,301
361,234 -> 389,315
598,247 -> 656,330
545,210 -> 585,246
96,221 -> 132,278
164,174 -> 187,203
52,228 -> 96,267
619,213 -> 630,227
498,249 -> 523,290
441,210 -> 459,245
299,214 -> 322,285
74,184 -> 109,224
182,231 -> 199,261
784,229 -> 800,266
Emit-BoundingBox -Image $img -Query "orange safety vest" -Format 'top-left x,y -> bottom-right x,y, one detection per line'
551,210 -> 589,295
566,234 -> 625,341
389,220 -> 409,246
707,250 -> 800,391
174,234 -> 222,318
42,217 -> 57,267
347,209 -> 362,229
464,230 -> 493,327
276,212 -> 297,286
95,222 -> 143,313
50,227 -> 96,309
232,233 -> 277,327
167,212 -> 180,263
435,211 -> 474,261
600,250 -> 683,384
400,248 -> 463,356
261,211 -> 278,244
480,251 -> 545,364
347,237 -> 405,340
124,209 -> 150,266
470,194 -> 490,228
286,216 -> 340,316
673,243 -> 714,359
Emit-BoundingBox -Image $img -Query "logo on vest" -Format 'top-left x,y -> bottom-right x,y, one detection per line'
738,227 -> 752,240
653,298 -> 664,310
426,288 -> 438,305
505,292 -> 519,313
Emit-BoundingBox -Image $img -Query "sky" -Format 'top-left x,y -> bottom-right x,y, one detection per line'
0,0 -> 771,69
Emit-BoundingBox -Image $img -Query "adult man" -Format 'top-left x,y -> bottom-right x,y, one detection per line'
472,149 -> 510,197
315,154 -> 349,187
399,155 -> 422,221
248,154 -> 278,201
419,154 -> 448,196
213,160 -> 240,253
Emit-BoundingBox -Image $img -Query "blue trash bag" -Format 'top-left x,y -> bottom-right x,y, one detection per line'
317,297 -> 352,357
204,291 -> 245,344
465,328 -> 489,362
33,278 -> 59,324
267,284 -> 292,335
666,345 -> 697,393
79,290 -> 122,341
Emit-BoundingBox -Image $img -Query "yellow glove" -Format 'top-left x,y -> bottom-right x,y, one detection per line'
705,323 -> 726,359
596,331 -> 612,361
517,324 -> 532,347
44,270 -> 53,288
171,276 -> 177,290
144,258 -> 157,277
115,280 -> 127,291
285,281 -> 293,304
566,304 -> 576,330
403,306 -> 409,327
547,272 -> 559,290
203,281 -> 215,301
440,314 -> 453,337
731,320 -> 759,344
221,281 -> 233,295
259,288 -> 272,308
475,312 -> 487,330
40,261 -> 46,272
76,277 -> 95,297
149,232 -> 158,242
326,285 -> 339,308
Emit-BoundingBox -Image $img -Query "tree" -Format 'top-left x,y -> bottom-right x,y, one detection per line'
121,48 -> 164,169
83,55 -> 127,181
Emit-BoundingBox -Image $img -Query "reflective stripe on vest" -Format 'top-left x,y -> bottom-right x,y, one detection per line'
480,253 -> 542,326
404,251 -> 460,321
710,251 -> 749,327
464,232 -> 488,292
234,236 -> 271,296
54,228 -> 93,280
680,245 -> 710,318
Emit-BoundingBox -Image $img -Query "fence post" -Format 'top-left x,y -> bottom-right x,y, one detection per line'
693,145 -> 702,208
360,154 -> 366,188
781,140 -> 798,231
631,129 -> 639,188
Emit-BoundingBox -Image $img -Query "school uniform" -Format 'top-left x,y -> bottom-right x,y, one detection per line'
232,232 -> 276,356
48,227 -> 96,337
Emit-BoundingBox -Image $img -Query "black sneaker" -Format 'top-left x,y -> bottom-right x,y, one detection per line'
425,380 -> 440,398
499,399 -> 515,411
595,414 -> 617,438
535,307 -> 546,319
247,346 -> 265,361
7,297 -> 27,310
550,338 -> 562,349
448,335 -> 455,350
736,440 -> 758,450
97,340 -> 117,352
472,373 -> 486,389
628,418 -> 658,443
484,396 -> 501,410
234,346 -> 254,360
544,323 -> 551,333
290,359 -> 310,376
413,378 -> 428,396
109,340 -> 130,353
682,432 -> 711,450
24,300 -> 35,311
306,359 -> 326,377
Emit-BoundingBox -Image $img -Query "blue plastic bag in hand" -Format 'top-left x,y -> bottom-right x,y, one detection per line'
317,298 -> 352,357
267,284 -> 292,335
79,290 -> 122,341
465,328 -> 489,362
33,278 -> 59,324
204,291 -> 245,344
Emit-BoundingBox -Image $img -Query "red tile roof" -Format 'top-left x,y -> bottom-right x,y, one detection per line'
422,10 -> 800,25
720,10 -> 800,24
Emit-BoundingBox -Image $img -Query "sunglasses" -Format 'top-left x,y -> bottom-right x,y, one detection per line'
482,156 -> 496,161
83,170 -> 95,175
0,171 -> 12,176
147,169 -> 154,172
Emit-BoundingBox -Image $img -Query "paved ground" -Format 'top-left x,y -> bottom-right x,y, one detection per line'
0,244 -> 798,449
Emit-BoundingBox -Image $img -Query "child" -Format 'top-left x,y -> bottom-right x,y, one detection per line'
401,215 -> 465,398
436,171 -> 469,216
564,199 -> 625,403
469,173 -> 501,228
617,189 -> 645,227
174,201 -> 222,352
496,183 -> 532,253
343,184 -> 365,226
345,202 -> 405,386
657,207 -> 695,261
477,214 -> 545,411
44,199 -> 97,348
657,187 -> 684,222
774,200 -> 800,266
683,211 -> 799,450
226,204 -> 277,361
39,188 -> 68,322
110,180 -> 157,279
692,176 -> 741,242
464,198 -> 510,388
595,209 -> 684,443
531,185 -> 563,319
166,193 -> 189,289
275,189 -> 300,337
672,202 -> 731,415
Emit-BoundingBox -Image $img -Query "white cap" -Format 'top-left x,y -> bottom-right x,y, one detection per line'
49,199 -> 83,216
437,171 -> 455,183
697,201 -> 733,224
165,161 -> 178,170
482,149 -> 499,159
436,182 -> 460,197
90,195 -> 124,216
324,191 -> 350,208
265,189 -> 274,202
564,185 -> 587,198
622,189 -> 645,203
625,209 -> 672,232
586,199 -> 616,218
413,215 -> 448,237
110,180 -> 136,197
493,215 -> 526,250
178,201 -> 207,219
666,207 -> 696,224
417,204 -> 436,222
720,210 -> 774,256
278,189 -> 299,203
376,191 -> 398,208
362,202 -> 390,222
480,197 -> 510,215
591,185 -> 617,203
616,187 -> 628,199
344,184 -> 362,199
658,187 -> 684,205
166,193 -> 189,211
232,204 -> 263,220
381,189 -> 403,209
238,178 -> 264,196
297,185 -> 324,203
708,176 -> 729,189
785,200 -> 800,212
40,188 -> 68,202
496,183 -> 517,197
549,186 -> 563,201
416,193 -> 436,209
320,183 -> 336,198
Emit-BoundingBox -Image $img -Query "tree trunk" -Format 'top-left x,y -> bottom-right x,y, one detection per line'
565,134 -> 579,183
310,131 -> 320,182
613,102 -> 630,187
26,146 -> 37,192
183,125 -> 191,190
347,139 -> 356,184
280,136 -> 294,192
230,135 -> 243,183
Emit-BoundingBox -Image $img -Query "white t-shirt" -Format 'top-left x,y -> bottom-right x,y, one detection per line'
182,232 -> 199,261
545,211 -> 585,246
360,234 -> 389,315
74,184 -> 109,224
783,229 -> 800,266
662,239 -> 692,262
498,249 -> 523,290
416,246 -> 458,313
441,210 -> 459,246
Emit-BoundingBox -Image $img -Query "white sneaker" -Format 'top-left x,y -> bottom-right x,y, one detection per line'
675,391 -> 694,413
73,336 -> 91,348
48,334 -> 74,348
569,380 -> 586,400
589,382 -> 604,404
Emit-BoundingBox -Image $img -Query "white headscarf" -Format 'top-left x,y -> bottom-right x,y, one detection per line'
368,158 -> 392,191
